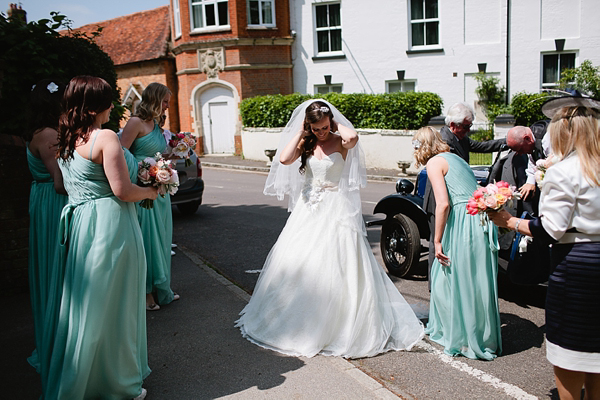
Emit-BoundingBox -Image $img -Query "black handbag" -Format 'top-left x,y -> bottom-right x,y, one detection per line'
507,212 -> 552,285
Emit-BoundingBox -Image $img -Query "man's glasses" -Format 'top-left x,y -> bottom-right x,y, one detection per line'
455,122 -> 472,130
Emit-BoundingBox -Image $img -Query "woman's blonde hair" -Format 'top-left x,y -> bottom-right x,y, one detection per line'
549,106 -> 600,186
413,126 -> 450,167
134,82 -> 171,122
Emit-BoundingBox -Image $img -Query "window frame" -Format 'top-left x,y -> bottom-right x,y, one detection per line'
313,2 -> 343,57
189,0 -> 230,33
407,0 -> 441,50
541,51 -> 577,90
386,80 -> 417,93
247,0 -> 276,28
173,0 -> 182,39
314,84 -> 343,94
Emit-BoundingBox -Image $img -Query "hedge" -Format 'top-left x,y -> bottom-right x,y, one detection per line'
240,92 -> 443,130
509,92 -> 550,126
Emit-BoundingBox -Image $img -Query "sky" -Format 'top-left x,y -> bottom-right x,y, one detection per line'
12,0 -> 170,28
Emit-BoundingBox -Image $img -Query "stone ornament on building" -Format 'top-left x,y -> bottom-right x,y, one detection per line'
199,48 -> 224,79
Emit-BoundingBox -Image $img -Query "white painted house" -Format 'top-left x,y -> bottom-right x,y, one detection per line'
289,0 -> 600,116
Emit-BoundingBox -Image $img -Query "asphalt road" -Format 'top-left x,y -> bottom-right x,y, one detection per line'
172,167 -> 558,399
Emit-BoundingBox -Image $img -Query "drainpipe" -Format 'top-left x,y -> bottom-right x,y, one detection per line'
505,0 -> 511,104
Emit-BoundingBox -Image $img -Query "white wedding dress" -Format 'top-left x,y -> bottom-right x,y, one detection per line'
236,152 -> 424,358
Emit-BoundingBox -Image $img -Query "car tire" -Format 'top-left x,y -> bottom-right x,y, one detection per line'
177,201 -> 200,215
380,213 -> 421,277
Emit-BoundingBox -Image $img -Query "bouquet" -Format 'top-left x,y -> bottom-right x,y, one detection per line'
466,181 -> 521,227
533,154 -> 555,188
168,131 -> 197,167
138,152 -> 179,209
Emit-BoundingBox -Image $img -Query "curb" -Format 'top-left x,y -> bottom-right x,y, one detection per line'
178,246 -> 403,399
202,162 -> 409,183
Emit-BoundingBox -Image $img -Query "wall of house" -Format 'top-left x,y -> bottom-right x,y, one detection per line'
290,0 -> 600,119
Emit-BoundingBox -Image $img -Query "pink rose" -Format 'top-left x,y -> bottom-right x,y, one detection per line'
496,181 -> 510,188
138,168 -> 151,184
156,169 -> 171,183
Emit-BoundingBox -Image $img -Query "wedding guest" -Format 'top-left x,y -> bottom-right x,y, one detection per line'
46,75 -> 156,399
488,97 -> 600,399
120,82 -> 179,310
25,79 -> 68,381
414,126 -> 502,360
423,102 -> 506,286
236,100 -> 424,358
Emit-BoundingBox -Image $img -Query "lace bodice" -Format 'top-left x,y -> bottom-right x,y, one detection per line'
301,152 -> 345,209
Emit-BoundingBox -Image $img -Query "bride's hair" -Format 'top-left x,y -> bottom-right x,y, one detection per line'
299,101 -> 337,174
413,126 -> 450,168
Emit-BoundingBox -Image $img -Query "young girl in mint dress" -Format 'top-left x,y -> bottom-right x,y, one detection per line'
46,76 -> 157,399
25,79 -> 68,388
120,82 -> 179,310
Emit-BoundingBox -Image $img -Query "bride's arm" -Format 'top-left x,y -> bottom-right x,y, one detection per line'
279,130 -> 307,165
338,124 -> 358,149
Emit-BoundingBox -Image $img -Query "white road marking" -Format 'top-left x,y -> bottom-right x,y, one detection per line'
245,269 -> 263,274
415,341 -> 538,400
362,201 -> 377,205
206,185 -> 225,189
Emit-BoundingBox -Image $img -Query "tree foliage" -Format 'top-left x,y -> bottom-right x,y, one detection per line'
0,12 -> 124,136
559,60 -> 600,99
240,92 -> 443,130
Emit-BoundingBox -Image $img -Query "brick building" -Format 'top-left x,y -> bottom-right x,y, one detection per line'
75,0 -> 294,155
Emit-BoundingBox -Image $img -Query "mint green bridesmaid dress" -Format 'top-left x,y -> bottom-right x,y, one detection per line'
26,147 -> 68,373
130,123 -> 175,305
45,131 -> 150,399
424,152 -> 502,360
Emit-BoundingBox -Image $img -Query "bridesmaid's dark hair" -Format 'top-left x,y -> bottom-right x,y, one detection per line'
25,79 -> 65,142
299,101 -> 337,174
58,76 -> 113,160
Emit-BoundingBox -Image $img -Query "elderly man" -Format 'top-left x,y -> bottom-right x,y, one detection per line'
423,102 -> 506,287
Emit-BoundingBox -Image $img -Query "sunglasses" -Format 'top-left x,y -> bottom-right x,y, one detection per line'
454,122 -> 473,130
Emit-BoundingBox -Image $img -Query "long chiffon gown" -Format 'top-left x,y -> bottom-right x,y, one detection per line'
424,152 -> 502,360
26,147 -> 68,375
130,123 -> 175,305
46,131 -> 150,399
236,152 -> 425,358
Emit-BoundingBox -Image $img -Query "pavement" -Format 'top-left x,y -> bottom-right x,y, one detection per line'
2,156 -> 411,399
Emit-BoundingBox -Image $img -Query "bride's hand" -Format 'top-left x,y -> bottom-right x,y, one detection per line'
435,242 -> 450,267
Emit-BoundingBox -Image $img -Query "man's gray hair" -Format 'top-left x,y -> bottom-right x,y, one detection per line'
445,102 -> 475,126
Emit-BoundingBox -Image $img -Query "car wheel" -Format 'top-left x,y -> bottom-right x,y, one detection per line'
380,213 -> 421,277
177,201 -> 200,215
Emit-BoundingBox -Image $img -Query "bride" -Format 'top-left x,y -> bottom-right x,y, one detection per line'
236,99 -> 424,358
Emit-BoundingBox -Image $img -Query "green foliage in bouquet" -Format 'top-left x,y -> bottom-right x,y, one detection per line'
0,11 -> 124,137
240,92 -> 443,130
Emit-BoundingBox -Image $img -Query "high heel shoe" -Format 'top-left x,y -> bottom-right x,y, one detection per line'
133,388 -> 147,400
146,303 -> 160,311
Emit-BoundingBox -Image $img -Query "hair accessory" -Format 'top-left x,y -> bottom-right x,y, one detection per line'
541,94 -> 600,118
319,106 -> 330,113
47,82 -> 59,93
412,139 -> 421,150
31,84 -> 36,91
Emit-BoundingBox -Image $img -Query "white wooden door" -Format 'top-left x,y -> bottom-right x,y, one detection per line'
200,86 -> 235,154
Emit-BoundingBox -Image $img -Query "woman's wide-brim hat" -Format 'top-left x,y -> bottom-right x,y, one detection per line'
541,95 -> 600,118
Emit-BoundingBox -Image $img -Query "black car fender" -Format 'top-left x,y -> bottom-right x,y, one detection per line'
371,194 -> 430,240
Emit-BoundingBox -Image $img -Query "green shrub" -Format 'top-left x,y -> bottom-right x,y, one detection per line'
0,12 -> 124,137
240,92 -> 443,129
559,60 -> 600,98
510,92 -> 549,126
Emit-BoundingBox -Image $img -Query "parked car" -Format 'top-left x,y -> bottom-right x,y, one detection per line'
170,151 -> 204,215
367,164 -> 496,278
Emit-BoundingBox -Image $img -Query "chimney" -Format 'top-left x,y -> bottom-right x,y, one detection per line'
7,3 -> 27,23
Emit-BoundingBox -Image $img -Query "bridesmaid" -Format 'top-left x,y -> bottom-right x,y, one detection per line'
120,82 -> 179,310
46,76 -> 157,399
25,79 -> 68,378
